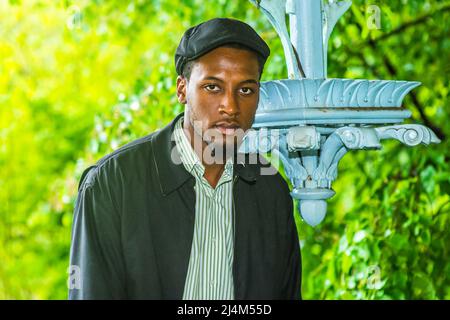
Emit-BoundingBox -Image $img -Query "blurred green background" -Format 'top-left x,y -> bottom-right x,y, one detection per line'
0,0 -> 448,299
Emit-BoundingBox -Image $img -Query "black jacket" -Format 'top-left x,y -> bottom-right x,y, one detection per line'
68,112 -> 302,299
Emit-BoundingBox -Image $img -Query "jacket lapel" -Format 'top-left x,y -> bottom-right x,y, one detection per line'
149,112 -> 195,298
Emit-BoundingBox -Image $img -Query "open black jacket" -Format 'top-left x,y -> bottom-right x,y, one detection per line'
68,112 -> 302,299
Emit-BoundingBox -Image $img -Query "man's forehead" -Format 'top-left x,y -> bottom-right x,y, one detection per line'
200,75 -> 259,85
193,67 -> 260,83
192,47 -> 260,77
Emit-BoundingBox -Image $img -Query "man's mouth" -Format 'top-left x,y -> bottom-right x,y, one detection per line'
213,122 -> 240,136
215,125 -> 238,135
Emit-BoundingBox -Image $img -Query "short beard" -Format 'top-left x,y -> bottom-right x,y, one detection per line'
188,109 -> 240,165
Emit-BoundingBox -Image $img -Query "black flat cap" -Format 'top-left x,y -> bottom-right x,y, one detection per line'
175,17 -> 270,75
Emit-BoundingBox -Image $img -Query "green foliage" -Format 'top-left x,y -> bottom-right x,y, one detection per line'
0,0 -> 448,299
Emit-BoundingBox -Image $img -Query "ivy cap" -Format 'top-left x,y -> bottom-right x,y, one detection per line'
175,17 -> 270,75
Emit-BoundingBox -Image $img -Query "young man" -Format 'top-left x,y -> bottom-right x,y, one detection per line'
69,17 -> 301,300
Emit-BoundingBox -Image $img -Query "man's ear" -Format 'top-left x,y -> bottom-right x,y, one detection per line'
176,75 -> 187,105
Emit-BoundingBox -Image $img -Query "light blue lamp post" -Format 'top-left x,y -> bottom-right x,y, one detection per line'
240,0 -> 441,226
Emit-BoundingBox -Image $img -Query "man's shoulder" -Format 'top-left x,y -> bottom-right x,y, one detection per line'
77,130 -> 161,191
96,131 -> 157,167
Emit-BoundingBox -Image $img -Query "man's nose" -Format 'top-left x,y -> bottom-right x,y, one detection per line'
219,90 -> 240,117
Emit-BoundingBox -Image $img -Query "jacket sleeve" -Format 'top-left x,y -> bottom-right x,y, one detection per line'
279,181 -> 302,300
68,164 -> 127,299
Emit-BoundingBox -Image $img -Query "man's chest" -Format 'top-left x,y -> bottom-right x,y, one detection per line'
119,179 -> 282,299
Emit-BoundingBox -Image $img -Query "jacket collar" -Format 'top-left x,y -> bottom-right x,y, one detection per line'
151,112 -> 260,196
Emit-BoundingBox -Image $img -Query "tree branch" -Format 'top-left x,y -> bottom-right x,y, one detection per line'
374,3 -> 450,43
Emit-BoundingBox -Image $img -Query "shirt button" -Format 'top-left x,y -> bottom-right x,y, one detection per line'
210,280 -> 216,287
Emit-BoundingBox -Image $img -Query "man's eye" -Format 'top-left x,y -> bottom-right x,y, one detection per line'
204,84 -> 220,92
240,87 -> 254,95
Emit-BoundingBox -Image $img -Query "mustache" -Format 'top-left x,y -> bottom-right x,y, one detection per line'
213,120 -> 241,129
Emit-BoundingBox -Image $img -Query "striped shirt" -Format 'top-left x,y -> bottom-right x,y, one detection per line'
173,116 -> 235,300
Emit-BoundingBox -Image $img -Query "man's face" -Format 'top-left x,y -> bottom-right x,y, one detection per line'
176,46 -> 261,161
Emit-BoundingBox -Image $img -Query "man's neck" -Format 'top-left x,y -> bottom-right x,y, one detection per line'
182,126 -> 229,189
